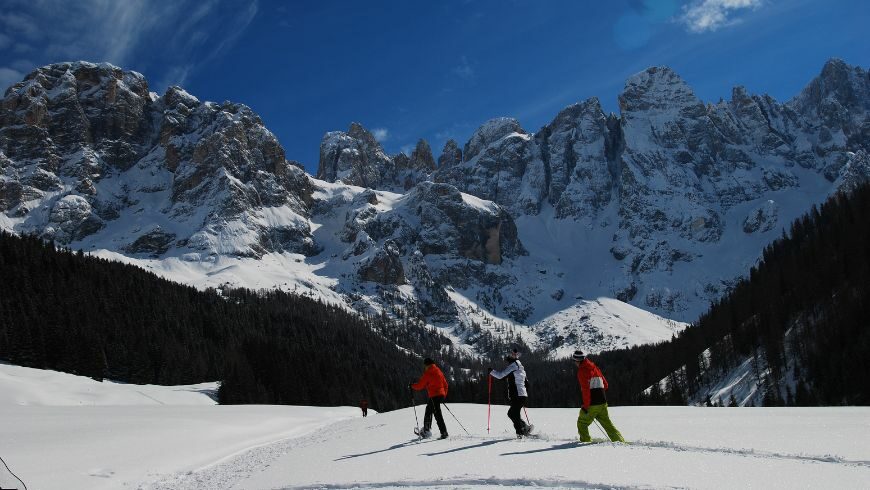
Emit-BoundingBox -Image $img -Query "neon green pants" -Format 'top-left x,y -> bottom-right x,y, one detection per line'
577,403 -> 624,442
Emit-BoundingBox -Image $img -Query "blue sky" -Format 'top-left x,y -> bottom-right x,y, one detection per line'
1,0 -> 867,173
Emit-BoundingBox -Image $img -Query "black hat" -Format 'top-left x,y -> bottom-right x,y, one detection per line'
572,350 -> 586,362
423,357 -> 435,365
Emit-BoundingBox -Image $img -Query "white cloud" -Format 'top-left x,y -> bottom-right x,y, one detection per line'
10,59 -> 35,73
158,65 -> 193,90
0,12 -> 42,40
680,0 -> 762,33
452,56 -> 475,80
0,0 -> 259,93
372,128 -> 390,142
0,67 -> 24,92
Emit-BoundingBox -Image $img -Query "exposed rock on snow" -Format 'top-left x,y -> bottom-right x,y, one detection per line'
2,59 -> 869,355
0,62 -> 316,258
742,200 -> 779,234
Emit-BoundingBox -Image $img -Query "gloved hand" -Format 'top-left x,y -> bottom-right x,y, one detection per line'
487,367 -> 493,373
408,382 -> 414,390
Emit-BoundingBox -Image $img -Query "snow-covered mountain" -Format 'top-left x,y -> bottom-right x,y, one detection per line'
0,62 -> 316,258
311,59 -> 869,340
2,59 -> 868,356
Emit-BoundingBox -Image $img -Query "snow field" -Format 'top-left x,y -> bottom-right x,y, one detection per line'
1,364 -> 868,489
223,405 -> 870,490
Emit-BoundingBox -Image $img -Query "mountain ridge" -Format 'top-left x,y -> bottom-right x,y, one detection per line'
2,58 -> 868,356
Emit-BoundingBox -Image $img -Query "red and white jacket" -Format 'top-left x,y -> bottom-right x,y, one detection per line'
576,358 -> 608,409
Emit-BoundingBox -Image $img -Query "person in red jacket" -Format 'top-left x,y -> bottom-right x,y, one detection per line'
410,357 -> 449,439
573,350 -> 624,442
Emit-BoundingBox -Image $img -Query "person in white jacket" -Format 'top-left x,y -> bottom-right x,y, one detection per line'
489,349 -> 532,437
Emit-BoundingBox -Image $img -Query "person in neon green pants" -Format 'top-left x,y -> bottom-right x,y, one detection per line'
577,403 -> 624,442
573,350 -> 625,442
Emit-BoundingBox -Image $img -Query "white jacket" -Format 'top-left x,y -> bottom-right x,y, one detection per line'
490,359 -> 528,398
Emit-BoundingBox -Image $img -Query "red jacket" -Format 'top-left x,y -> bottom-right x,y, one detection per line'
412,364 -> 448,398
576,358 -> 608,409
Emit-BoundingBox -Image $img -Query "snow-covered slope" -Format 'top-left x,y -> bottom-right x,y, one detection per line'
0,363 -> 217,406
2,366 -> 868,490
2,59 -> 868,358
0,365 -> 870,490
0,364 -> 360,490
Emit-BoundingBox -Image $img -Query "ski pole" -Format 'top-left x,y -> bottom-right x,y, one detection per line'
442,402 -> 470,435
487,374 -> 492,434
593,419 -> 609,439
523,406 -> 531,425
411,388 -> 420,435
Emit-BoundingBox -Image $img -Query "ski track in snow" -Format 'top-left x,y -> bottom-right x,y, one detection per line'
274,479 -> 682,489
141,418 -> 870,490
7,365 -> 869,489
625,439 -> 870,468
139,416 -> 355,490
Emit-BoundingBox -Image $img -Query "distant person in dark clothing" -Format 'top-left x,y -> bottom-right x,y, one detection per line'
360,399 -> 368,417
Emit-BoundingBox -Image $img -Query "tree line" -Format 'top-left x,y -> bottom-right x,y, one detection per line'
527,181 -> 870,407
2,180 -> 868,410
0,231 -> 520,410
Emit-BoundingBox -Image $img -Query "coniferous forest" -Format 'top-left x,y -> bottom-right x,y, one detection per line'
458,182 -> 870,409
0,232 -> 516,410
1,182 -> 869,409
542,182 -> 870,407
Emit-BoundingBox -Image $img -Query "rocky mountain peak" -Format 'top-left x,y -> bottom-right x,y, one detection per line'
316,121 -> 392,188
463,117 -> 526,162
438,139 -> 462,168
619,66 -> 702,116
790,58 -> 870,128
348,121 -> 381,148
410,139 -> 436,171
548,97 -> 605,128
162,85 -> 201,109
0,61 -> 317,258
4,58 -> 870,356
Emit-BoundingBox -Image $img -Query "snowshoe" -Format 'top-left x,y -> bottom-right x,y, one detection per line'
413,428 -> 432,438
516,424 -> 537,439
439,432 -> 449,440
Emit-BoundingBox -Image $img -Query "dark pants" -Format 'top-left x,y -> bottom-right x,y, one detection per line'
424,395 -> 447,435
508,396 -> 529,434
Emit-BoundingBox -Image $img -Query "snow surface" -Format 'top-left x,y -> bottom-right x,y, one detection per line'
0,363 -> 217,406
1,364 -> 868,490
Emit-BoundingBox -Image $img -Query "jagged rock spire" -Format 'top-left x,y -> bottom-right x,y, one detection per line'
438,139 -> 462,168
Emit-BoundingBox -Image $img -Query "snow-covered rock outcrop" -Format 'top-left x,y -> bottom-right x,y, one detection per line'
2,58 -> 868,355
0,62 -> 316,258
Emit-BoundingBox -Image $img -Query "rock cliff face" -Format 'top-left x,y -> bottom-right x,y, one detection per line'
316,123 -> 436,192
311,59 -> 869,325
2,59 -> 868,355
0,62 -> 316,258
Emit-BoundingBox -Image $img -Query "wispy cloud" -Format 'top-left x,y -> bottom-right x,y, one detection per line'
0,0 -> 259,93
0,12 -> 42,41
372,128 -> 390,142
0,67 -> 24,92
679,0 -> 763,33
452,56 -> 475,80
